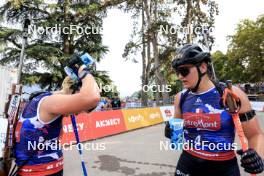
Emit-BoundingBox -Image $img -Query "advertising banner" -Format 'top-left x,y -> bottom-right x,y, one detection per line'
61,110 -> 126,144
87,110 -> 126,139
61,113 -> 91,144
122,107 -> 163,130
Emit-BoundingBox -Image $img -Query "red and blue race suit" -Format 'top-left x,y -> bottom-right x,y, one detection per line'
14,92 -> 63,176
175,87 -> 240,176
181,87 -> 236,161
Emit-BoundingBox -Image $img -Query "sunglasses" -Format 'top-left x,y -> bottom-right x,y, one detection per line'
175,66 -> 194,77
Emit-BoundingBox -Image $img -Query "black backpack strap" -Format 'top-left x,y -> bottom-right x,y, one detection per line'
212,81 -> 226,108
29,91 -> 47,100
179,89 -> 190,114
212,81 -> 225,97
179,81 -> 226,112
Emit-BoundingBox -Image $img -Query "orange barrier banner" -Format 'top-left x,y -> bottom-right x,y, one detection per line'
60,110 -> 126,144
61,113 -> 91,144
122,108 -> 163,130
87,110 -> 127,139
60,113 -> 91,144
61,108 -> 164,144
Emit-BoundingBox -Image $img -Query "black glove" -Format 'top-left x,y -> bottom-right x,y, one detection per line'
237,148 -> 264,174
164,121 -> 172,139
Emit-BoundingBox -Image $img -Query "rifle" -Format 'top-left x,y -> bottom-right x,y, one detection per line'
0,84 -> 22,176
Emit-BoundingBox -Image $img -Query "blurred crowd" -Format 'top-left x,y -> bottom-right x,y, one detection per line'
95,93 -> 124,111
80,82 -> 264,112
236,82 -> 264,94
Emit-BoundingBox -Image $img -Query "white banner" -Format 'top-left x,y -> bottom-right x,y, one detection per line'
0,118 -> 8,158
160,106 -> 175,121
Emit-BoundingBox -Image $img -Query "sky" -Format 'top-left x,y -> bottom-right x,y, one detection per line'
98,0 -> 264,97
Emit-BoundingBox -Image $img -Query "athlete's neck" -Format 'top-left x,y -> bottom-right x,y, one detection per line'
194,76 -> 214,94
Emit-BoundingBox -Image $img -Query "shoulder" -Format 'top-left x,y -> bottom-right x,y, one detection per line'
174,90 -> 185,106
21,91 -> 52,120
26,92 -> 51,109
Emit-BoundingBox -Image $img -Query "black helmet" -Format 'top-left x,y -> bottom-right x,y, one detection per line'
172,44 -> 212,92
172,44 -> 211,69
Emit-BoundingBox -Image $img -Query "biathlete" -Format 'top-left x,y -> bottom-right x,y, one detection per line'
13,55 -> 100,176
165,44 -> 264,176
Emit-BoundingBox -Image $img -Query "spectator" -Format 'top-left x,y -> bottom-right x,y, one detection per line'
104,97 -> 112,110
111,93 -> 121,110
261,82 -> 264,93
95,97 -> 107,111
244,83 -> 251,94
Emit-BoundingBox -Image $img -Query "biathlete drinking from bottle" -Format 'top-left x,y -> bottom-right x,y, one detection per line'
165,44 -> 264,176
13,55 -> 100,176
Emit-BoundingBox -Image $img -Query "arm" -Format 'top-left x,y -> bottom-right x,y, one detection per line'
233,86 -> 264,159
39,74 -> 100,123
174,92 -> 182,119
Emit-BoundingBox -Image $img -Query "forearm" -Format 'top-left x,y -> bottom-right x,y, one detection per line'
80,74 -> 100,97
248,133 -> 264,159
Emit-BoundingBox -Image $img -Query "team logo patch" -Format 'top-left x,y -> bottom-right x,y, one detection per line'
183,110 -> 221,131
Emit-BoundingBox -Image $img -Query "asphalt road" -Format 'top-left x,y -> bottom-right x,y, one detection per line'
63,112 -> 264,176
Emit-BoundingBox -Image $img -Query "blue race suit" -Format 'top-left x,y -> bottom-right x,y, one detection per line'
181,87 -> 236,161
15,92 -> 63,176
175,87 -> 240,176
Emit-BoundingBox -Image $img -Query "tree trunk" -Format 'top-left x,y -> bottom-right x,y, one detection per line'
152,0 -> 169,105
63,0 -> 70,54
186,0 -> 193,43
141,0 -> 148,107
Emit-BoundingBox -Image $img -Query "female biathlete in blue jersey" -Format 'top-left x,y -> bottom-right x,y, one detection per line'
13,55 -> 100,176
165,44 -> 264,176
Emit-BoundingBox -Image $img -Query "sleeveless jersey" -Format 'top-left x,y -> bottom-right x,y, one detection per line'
181,87 -> 236,161
14,92 -> 63,176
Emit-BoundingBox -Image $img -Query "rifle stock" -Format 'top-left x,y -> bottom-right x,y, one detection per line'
0,84 -> 22,176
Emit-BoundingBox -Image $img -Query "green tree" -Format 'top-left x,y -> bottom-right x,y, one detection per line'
227,15 -> 264,82
0,0 -> 124,91
173,0 -> 219,47
122,0 -> 218,104
211,50 -> 229,81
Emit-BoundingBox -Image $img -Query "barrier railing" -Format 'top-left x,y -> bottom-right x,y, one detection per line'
60,101 -> 264,144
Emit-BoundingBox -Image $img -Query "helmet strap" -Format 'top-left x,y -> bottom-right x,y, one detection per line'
191,65 -> 206,92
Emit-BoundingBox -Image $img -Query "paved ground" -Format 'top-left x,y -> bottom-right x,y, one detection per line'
63,112 -> 264,176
